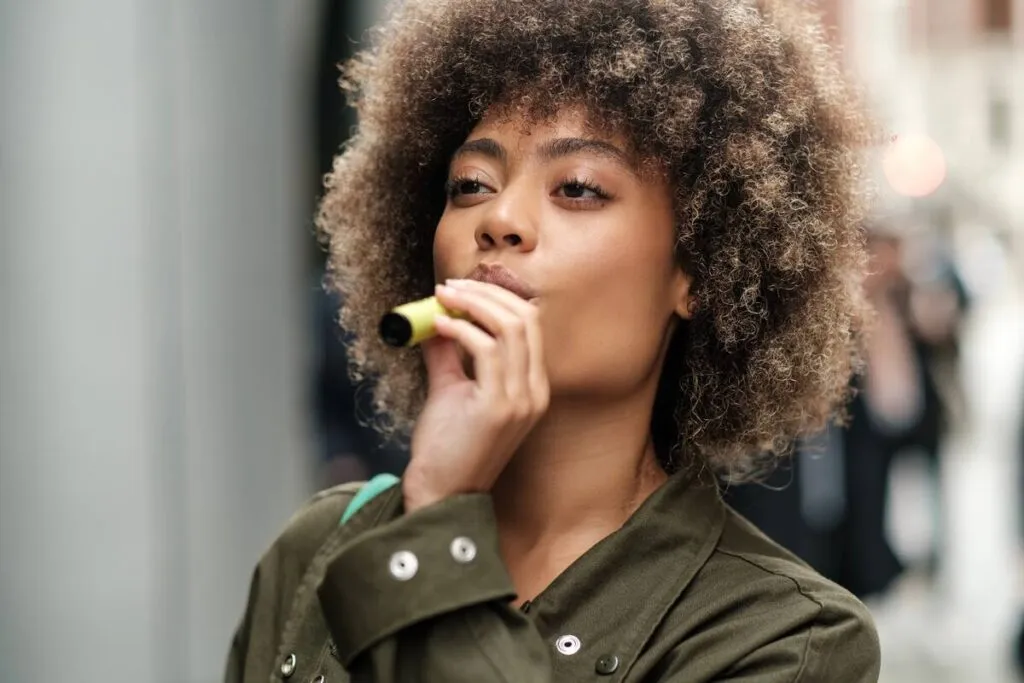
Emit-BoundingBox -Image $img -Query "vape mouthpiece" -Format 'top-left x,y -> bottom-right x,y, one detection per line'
379,296 -> 456,347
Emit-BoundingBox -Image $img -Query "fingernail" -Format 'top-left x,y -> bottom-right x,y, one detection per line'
436,283 -> 455,296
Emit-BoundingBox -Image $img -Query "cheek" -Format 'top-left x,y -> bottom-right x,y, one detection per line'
542,232 -> 678,391
542,302 -> 670,395
432,218 -> 462,281
557,221 -> 677,312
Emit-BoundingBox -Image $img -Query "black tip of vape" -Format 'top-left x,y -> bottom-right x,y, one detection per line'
379,312 -> 412,347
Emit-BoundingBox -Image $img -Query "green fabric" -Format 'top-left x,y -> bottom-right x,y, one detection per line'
225,474 -> 881,683
340,473 -> 401,525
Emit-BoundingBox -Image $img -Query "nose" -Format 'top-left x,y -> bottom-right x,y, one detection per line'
474,185 -> 538,252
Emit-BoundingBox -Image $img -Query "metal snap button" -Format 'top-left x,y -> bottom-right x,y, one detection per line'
280,653 -> 297,678
312,676 -> 326,683
595,654 -> 620,675
450,536 -> 477,563
555,634 -> 582,656
389,550 -> 419,581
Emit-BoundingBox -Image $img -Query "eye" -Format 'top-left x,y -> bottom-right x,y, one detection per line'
445,175 -> 492,199
555,176 -> 612,203
561,182 -> 598,199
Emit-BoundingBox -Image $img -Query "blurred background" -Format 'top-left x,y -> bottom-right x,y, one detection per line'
0,0 -> 1021,681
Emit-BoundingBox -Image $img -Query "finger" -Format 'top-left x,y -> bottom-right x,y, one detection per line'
436,284 -> 527,340
436,285 -> 528,398
433,315 -> 502,395
444,280 -> 545,407
445,278 -> 537,315
420,335 -> 466,392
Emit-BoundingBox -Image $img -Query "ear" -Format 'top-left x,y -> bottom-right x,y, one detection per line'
671,268 -> 696,320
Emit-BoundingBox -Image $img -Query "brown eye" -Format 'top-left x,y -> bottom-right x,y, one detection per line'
555,178 -> 609,201
445,177 -> 488,198
562,182 -> 591,199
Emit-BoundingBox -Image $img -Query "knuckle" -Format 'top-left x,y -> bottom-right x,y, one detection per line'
509,402 -> 532,422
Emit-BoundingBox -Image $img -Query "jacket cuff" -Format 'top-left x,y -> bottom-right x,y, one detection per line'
319,493 -> 517,666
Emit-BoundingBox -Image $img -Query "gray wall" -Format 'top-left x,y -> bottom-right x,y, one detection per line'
1,1 -> 319,681
356,0 -> 386,29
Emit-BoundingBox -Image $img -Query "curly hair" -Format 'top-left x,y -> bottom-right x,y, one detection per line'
317,0 -> 875,481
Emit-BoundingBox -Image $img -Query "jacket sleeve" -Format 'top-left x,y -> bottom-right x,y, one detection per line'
318,493 -> 554,682
225,566 -> 259,683
225,484 -> 363,683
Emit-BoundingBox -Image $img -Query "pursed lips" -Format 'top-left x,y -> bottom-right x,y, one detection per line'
464,263 -> 538,301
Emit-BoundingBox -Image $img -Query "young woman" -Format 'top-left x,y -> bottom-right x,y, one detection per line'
227,0 -> 880,681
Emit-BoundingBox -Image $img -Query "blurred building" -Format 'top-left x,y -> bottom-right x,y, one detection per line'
824,0 -> 1022,245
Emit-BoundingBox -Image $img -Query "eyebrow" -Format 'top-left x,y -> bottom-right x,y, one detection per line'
451,136 -> 635,172
451,138 -> 507,164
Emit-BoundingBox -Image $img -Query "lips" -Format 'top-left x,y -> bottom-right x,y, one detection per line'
464,263 -> 538,300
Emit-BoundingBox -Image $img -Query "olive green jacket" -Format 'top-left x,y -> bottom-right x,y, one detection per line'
225,473 -> 880,682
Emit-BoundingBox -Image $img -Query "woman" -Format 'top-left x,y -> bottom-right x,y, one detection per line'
227,0 -> 880,680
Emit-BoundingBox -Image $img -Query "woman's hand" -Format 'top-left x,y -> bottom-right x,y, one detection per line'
403,278 -> 549,512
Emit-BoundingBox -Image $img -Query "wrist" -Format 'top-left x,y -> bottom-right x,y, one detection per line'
402,464 -> 494,512
401,471 -> 446,513
402,490 -> 441,513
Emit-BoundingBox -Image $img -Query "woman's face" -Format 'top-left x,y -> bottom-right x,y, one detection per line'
433,105 -> 691,398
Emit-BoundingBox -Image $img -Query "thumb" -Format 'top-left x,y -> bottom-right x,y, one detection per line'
421,336 -> 466,391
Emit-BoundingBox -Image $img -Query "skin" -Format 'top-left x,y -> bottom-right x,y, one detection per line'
403,105 -> 694,605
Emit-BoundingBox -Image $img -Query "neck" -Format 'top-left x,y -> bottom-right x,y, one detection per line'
491,392 -> 669,548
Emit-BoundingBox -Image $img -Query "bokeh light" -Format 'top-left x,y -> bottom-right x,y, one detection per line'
882,132 -> 948,198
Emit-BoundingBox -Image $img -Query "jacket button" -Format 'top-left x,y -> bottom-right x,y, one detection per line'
312,676 -> 326,683
280,653 -> 297,678
450,536 -> 477,563
595,654 -> 620,675
388,550 -> 419,581
555,635 -> 581,655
